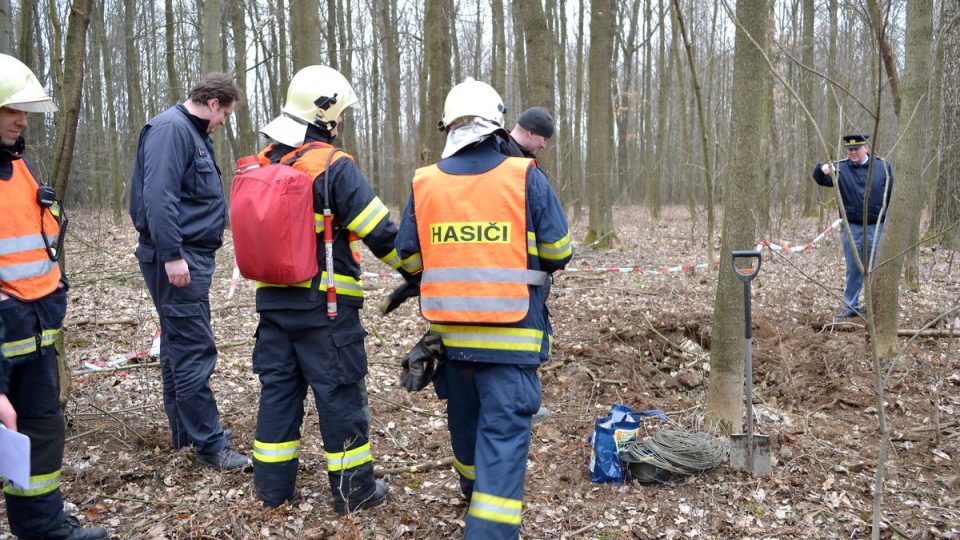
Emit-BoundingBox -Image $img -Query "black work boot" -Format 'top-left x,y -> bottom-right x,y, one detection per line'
196,446 -> 251,470
262,487 -> 299,509
333,479 -> 389,515
21,515 -> 109,540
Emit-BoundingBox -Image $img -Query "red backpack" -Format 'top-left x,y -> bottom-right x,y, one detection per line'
230,145 -> 322,284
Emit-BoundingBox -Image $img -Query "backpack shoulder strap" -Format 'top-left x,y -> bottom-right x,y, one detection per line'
281,141 -> 330,166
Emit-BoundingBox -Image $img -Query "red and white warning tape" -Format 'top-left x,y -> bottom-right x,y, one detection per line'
226,219 -> 845,294
82,326 -> 161,371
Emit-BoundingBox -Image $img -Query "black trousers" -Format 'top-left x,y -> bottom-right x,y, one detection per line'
1,288 -> 68,537
251,305 -> 376,511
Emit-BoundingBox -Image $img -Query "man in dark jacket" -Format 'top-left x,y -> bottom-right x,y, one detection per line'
812,134 -> 894,318
129,73 -> 249,469
499,106 -> 554,159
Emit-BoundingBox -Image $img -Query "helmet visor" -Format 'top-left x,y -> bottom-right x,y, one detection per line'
260,113 -> 308,147
5,99 -> 57,113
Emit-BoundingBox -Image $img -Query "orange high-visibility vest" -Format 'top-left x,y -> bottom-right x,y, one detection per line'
413,157 -> 546,324
0,160 -> 62,300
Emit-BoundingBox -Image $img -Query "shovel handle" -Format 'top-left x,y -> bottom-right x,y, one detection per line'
731,251 -> 762,283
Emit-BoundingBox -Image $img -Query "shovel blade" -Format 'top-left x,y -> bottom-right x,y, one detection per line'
729,434 -> 772,475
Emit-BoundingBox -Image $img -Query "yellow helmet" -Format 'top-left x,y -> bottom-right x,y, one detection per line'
439,78 -> 505,131
0,54 -> 57,113
260,65 -> 358,146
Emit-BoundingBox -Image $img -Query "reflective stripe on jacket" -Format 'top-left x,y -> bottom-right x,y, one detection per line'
413,157 -> 544,324
0,160 -> 61,301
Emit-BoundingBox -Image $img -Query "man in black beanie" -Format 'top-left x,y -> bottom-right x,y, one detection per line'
501,106 -> 554,159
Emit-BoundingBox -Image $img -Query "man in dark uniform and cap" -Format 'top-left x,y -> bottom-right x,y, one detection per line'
812,134 -> 894,318
500,106 -> 554,159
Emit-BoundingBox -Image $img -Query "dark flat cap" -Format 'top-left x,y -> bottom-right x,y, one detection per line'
517,107 -> 554,138
842,134 -> 870,148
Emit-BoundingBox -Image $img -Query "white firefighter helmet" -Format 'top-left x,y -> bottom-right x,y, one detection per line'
439,77 -> 505,131
260,65 -> 359,146
0,54 -> 57,113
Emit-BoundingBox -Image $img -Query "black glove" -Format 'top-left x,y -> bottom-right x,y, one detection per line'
379,274 -> 422,314
400,333 -> 445,392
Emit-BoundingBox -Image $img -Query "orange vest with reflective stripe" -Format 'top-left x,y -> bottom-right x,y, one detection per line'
413,157 -> 545,324
0,160 -> 62,301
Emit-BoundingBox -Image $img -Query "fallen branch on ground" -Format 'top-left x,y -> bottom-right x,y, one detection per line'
375,457 -> 453,477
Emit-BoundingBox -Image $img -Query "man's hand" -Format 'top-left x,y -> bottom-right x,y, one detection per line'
400,333 -> 445,392
379,275 -> 421,315
0,394 -> 16,431
165,258 -> 191,287
821,163 -> 834,175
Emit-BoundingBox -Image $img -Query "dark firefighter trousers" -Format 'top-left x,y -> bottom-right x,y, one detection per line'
135,244 -> 227,454
1,288 -> 68,537
435,360 -> 541,540
251,305 -> 377,511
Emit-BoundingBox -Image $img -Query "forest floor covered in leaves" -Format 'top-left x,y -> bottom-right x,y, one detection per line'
2,206 -> 958,539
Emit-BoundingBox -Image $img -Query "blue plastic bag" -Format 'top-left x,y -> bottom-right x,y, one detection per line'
589,404 -> 667,483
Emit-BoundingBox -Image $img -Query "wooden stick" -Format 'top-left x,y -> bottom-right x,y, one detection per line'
896,329 -> 960,338
375,457 -> 453,477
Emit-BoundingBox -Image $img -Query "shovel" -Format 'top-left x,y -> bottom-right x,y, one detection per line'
729,250 -> 772,475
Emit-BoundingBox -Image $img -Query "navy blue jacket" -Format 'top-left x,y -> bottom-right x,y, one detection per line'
396,138 -> 572,365
130,104 -> 226,260
812,155 -> 893,226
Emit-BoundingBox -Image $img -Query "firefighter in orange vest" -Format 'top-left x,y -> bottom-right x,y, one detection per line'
249,65 -> 417,513
396,78 -> 572,539
0,53 -> 108,540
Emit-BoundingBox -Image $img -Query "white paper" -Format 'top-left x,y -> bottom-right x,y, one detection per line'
0,423 -> 31,488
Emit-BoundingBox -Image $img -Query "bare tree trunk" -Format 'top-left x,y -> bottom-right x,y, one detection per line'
928,8 -> 959,249
291,0 -> 323,69
51,0 -> 94,198
164,0 -> 178,100
873,0 -> 933,358
707,0 -> 767,431
510,0 -> 528,106
0,0 -> 13,52
867,0 -> 901,120
821,0 -> 839,227
277,0 -> 290,107
615,0 -> 640,207
121,0 -> 143,209
799,0 -> 817,216
48,0 -> 93,408
552,0 -> 569,204
200,0 -> 221,74
519,0 -> 556,177
650,0 -> 672,218
584,0 -> 616,248
673,0 -> 715,264
417,0 -> 452,166
491,0 -> 506,93
17,0 -> 36,70
571,0 -> 586,219
92,0 -> 122,224
380,0 -> 405,206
